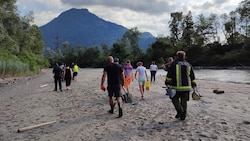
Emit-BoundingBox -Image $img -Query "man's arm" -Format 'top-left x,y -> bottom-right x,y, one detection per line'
134,70 -> 137,80
101,71 -> 107,86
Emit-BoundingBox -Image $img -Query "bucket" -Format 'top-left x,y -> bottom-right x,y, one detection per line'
146,81 -> 150,90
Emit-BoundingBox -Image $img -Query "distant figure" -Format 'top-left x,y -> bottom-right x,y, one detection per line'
123,60 -> 133,93
101,56 -> 124,118
64,65 -> 73,90
73,63 -> 79,80
70,62 -> 74,73
165,51 -> 196,120
59,63 -> 65,81
135,62 -> 148,100
150,61 -> 158,82
53,63 -> 62,92
164,57 -> 174,71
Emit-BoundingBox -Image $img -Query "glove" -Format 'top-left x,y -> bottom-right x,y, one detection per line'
191,82 -> 197,88
101,85 -> 106,91
165,80 -> 171,86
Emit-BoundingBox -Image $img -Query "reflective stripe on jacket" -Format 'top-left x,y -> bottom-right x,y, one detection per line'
166,59 -> 195,91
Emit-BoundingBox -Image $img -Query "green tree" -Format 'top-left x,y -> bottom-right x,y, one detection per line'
120,27 -> 143,62
169,12 -> 183,46
148,37 -> 174,65
237,0 -> 250,37
181,11 -> 194,49
194,13 -> 220,46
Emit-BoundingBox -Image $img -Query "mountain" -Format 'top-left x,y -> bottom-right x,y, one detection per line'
39,8 -> 156,51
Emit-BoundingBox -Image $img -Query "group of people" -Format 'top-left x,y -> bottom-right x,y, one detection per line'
53,62 -> 79,91
101,50 -> 197,121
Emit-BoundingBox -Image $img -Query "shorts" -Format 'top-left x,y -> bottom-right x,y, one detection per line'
73,72 -> 78,77
107,85 -> 121,98
138,78 -> 146,86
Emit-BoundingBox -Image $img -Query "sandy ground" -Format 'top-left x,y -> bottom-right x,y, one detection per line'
0,69 -> 250,141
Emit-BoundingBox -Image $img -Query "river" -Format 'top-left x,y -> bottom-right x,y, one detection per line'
83,68 -> 250,84
156,69 -> 250,84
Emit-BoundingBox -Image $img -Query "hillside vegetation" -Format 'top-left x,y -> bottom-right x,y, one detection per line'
0,0 -> 49,77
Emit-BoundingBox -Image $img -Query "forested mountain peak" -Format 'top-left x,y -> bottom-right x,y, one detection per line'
40,8 -> 155,50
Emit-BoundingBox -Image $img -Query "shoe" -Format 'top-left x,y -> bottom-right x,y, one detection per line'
53,89 -> 57,91
118,108 -> 123,118
108,109 -> 114,114
60,89 -> 62,92
175,113 -> 181,118
108,103 -> 116,114
180,112 -> 186,120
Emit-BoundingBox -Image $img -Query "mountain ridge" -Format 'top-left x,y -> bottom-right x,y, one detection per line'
40,8 -> 156,50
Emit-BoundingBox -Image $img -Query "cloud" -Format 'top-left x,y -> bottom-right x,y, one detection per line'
60,0 -> 174,14
16,0 -> 242,37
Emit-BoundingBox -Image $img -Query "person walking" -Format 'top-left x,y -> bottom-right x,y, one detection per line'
164,57 -> 174,71
123,60 -> 133,93
53,63 -> 62,92
73,63 -> 79,80
165,51 -> 196,120
149,61 -> 158,82
101,56 -> 124,118
64,65 -> 73,90
135,62 -> 148,100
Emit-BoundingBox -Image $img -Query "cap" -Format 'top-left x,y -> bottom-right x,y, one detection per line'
114,57 -> 119,62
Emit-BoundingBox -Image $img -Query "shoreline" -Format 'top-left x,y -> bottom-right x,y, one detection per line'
1,68 -> 250,88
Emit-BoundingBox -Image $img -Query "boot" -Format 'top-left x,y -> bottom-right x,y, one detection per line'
180,111 -> 186,120
108,103 -> 116,114
175,111 -> 181,119
118,108 -> 123,118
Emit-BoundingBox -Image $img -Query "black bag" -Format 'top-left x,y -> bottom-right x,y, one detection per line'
122,87 -> 132,103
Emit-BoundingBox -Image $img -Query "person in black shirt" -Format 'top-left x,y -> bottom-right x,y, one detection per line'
101,56 -> 124,118
53,63 -> 62,92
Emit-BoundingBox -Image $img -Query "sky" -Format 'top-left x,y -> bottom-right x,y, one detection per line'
16,0 -> 242,37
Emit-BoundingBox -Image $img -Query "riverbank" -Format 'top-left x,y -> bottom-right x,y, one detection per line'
0,69 -> 250,140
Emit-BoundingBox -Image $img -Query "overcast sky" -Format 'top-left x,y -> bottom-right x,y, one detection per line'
16,0 -> 242,37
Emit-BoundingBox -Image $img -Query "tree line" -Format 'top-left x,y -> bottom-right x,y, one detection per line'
1,0 -> 250,77
48,0 -> 250,68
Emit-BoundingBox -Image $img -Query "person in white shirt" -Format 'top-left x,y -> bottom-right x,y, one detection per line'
135,62 -> 148,100
150,61 -> 158,82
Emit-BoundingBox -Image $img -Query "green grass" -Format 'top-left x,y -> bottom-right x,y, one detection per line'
0,59 -> 31,77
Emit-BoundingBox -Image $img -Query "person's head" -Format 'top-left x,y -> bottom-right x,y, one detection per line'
126,60 -> 131,64
137,62 -> 143,66
168,57 -> 174,62
176,51 -> 186,60
114,57 -> 119,64
152,61 -> 155,64
107,56 -> 114,63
